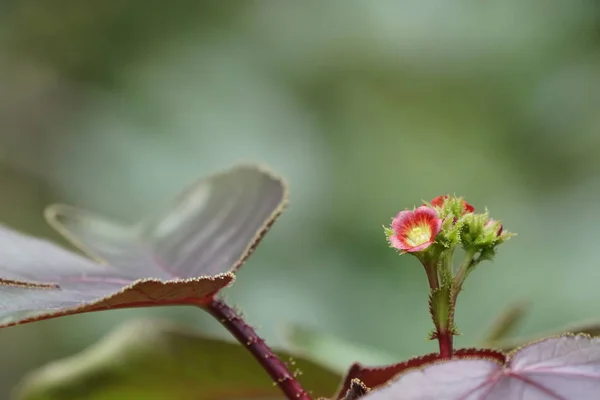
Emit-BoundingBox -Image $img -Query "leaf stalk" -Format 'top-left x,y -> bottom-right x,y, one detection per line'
203,297 -> 312,400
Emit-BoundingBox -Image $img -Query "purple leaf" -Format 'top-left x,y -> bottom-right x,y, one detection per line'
335,348 -> 505,399
0,164 -> 287,328
363,335 -> 600,400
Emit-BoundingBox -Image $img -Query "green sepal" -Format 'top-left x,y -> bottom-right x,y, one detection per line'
383,226 -> 395,238
447,196 -> 469,219
383,226 -> 396,249
436,217 -> 462,249
462,211 -> 515,253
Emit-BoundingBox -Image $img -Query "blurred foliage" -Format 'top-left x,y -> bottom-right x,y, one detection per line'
286,325 -> 397,373
1,1 -> 600,398
4,0 -> 252,84
16,319 -> 340,400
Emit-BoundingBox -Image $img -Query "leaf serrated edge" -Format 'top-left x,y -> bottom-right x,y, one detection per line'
379,349 -> 506,385
0,279 -> 59,289
44,163 -> 289,276
343,378 -> 370,400
334,348 -> 506,399
0,273 -> 235,328
505,332 -> 598,361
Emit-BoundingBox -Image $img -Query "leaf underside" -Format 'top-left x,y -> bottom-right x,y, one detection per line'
362,335 -> 600,400
0,164 -> 287,327
15,318 -> 341,400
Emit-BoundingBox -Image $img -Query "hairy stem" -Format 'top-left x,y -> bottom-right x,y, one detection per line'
203,297 -> 311,400
452,248 -> 478,305
436,330 -> 453,358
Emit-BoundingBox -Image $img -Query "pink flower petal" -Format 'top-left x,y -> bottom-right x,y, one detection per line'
391,210 -> 415,233
389,206 -> 442,253
388,235 -> 406,250
413,206 -> 442,237
406,240 -> 434,253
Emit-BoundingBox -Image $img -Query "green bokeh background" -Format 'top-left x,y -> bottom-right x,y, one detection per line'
1,0 -> 600,398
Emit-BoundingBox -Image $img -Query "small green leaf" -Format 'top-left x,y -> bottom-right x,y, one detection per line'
382,226 -> 394,238
15,319 -> 341,400
285,325 -> 397,373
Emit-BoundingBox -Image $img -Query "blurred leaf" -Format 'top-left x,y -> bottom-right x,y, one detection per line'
285,325 -> 397,373
480,300 -> 529,347
0,162 -> 56,238
5,0 -> 251,84
46,164 -> 287,278
0,165 -> 285,327
15,318 -> 341,400
490,318 -> 600,353
361,335 -> 600,400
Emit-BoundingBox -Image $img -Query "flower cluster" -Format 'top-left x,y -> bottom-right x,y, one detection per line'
384,194 -> 510,256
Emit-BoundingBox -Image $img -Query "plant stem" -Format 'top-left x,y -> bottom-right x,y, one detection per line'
203,297 -> 311,400
452,248 -> 478,305
433,248 -> 480,358
437,330 -> 453,358
424,263 -> 439,290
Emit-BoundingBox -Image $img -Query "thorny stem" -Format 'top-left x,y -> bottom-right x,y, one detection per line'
203,297 -> 312,400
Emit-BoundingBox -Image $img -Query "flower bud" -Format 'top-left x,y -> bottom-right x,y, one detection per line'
430,195 -> 474,218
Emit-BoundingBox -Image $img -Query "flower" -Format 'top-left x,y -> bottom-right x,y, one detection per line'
389,206 -> 442,252
431,195 -> 474,214
430,195 -> 447,208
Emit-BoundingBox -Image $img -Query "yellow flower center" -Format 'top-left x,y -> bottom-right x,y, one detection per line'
405,224 -> 431,247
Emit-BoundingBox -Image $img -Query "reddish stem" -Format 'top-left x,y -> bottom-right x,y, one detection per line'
203,297 -> 312,400
436,330 -> 453,359
424,263 -> 439,290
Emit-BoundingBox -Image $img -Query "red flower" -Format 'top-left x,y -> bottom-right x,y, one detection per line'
431,195 -> 474,214
430,195 -> 447,208
389,206 -> 442,253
